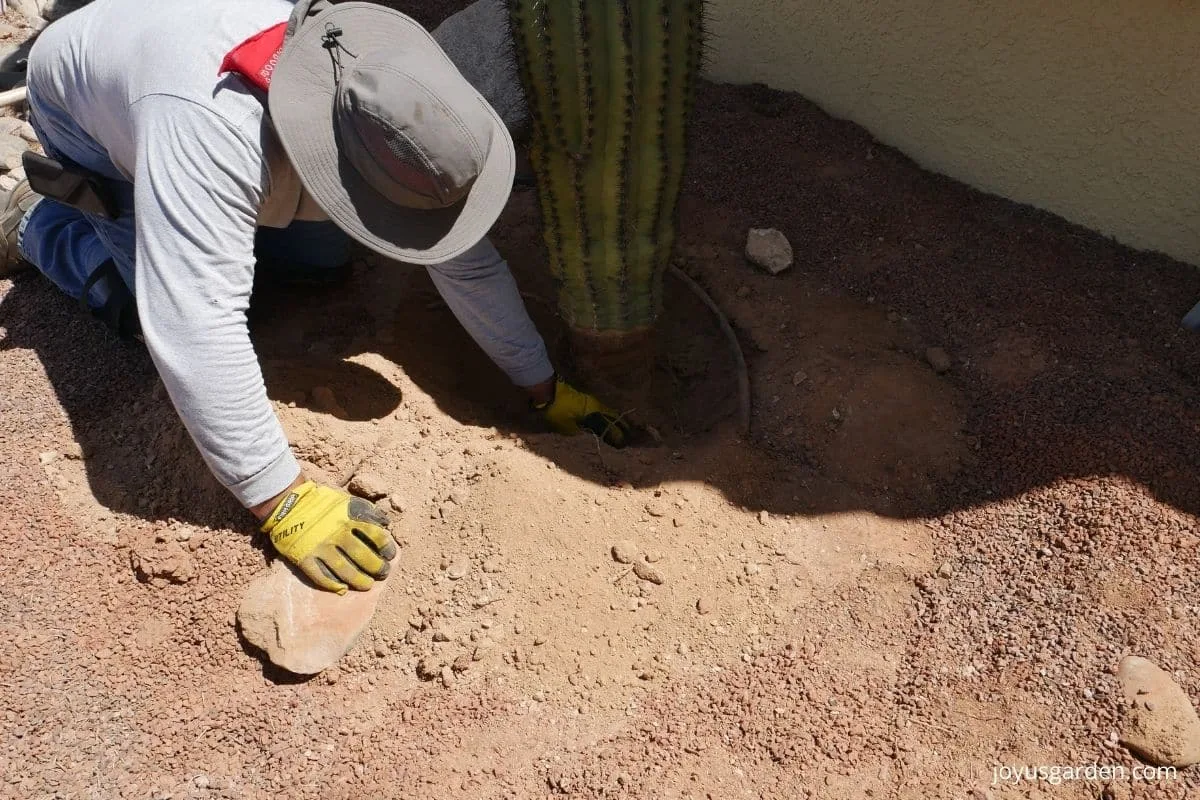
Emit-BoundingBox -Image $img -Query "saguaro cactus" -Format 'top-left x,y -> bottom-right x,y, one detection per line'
509,0 -> 704,370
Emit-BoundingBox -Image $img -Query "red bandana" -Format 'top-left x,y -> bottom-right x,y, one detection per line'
218,22 -> 287,92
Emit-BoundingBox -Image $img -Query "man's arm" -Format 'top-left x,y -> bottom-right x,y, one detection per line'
129,97 -> 395,592
425,239 -> 630,447
425,237 -> 555,391
130,96 -> 300,509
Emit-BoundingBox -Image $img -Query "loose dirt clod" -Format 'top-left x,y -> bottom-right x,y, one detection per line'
632,561 -> 665,585
416,658 -> 441,682
611,540 -> 638,564
925,347 -> 953,374
310,385 -> 346,416
348,471 -> 389,501
130,541 -> 196,585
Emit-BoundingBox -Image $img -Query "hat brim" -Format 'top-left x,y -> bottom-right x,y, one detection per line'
268,2 -> 515,265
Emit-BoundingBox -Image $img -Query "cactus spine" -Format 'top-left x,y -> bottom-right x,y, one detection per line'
510,0 -> 704,337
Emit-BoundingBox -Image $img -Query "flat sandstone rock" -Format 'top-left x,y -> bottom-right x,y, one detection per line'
237,556 -> 397,676
1117,655 -> 1200,767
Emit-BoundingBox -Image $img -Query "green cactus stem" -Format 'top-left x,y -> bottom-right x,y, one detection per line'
509,0 -> 704,344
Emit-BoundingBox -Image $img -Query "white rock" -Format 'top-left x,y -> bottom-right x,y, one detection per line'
745,228 -> 793,275
1117,656 -> 1200,767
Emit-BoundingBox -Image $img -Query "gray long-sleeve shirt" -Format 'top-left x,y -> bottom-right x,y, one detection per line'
28,0 -> 551,507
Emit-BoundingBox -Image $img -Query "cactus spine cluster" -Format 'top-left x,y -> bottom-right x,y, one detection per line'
509,0 -> 704,335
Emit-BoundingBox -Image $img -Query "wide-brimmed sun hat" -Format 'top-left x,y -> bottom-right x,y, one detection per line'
269,1 -> 515,264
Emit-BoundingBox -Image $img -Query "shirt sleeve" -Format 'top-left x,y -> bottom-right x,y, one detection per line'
130,94 -> 299,508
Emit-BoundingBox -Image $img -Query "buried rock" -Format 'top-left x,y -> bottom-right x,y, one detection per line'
130,540 -> 197,586
1116,656 -> 1200,767
237,555 -> 398,676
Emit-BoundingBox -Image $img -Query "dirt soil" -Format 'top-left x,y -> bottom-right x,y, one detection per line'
3,4 -> 1200,799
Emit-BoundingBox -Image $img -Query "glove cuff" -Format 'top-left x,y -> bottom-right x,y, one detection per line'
531,374 -> 560,411
259,480 -> 317,534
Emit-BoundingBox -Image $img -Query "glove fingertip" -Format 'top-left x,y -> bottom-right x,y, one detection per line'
348,497 -> 391,527
309,560 -> 350,595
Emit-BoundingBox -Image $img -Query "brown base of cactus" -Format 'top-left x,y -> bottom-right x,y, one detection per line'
565,325 -> 657,419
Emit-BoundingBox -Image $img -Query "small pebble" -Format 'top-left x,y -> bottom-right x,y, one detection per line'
632,561 -> 664,585
348,471 -> 390,501
446,557 -> 470,580
611,540 -> 638,565
758,510 -> 770,525
696,597 -> 715,615
745,227 -> 793,274
925,347 -> 953,374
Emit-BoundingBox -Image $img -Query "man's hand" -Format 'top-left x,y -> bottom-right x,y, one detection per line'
534,377 -> 630,448
259,481 -> 397,594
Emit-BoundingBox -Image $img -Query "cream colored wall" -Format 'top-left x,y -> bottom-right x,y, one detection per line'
705,0 -> 1200,265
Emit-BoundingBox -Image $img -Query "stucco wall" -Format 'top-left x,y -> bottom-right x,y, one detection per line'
705,0 -> 1200,265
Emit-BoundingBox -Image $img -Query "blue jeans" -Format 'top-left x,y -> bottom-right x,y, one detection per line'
18,101 -> 351,313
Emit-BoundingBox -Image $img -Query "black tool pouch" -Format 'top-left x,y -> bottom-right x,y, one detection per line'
22,151 -> 119,220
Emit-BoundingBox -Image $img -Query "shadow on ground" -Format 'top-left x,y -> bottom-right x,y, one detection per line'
2,79 -> 1198,531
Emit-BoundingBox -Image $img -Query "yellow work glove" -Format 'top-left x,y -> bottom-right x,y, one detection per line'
260,481 -> 397,594
536,377 -> 630,448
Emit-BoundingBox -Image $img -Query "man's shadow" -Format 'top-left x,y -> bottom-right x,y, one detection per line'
0,273 -> 403,530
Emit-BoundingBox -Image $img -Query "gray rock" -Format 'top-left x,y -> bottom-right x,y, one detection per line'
446,556 -> 470,580
432,0 -> 529,135
237,555 -> 397,675
745,228 -> 793,274
1116,656 -> 1200,767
